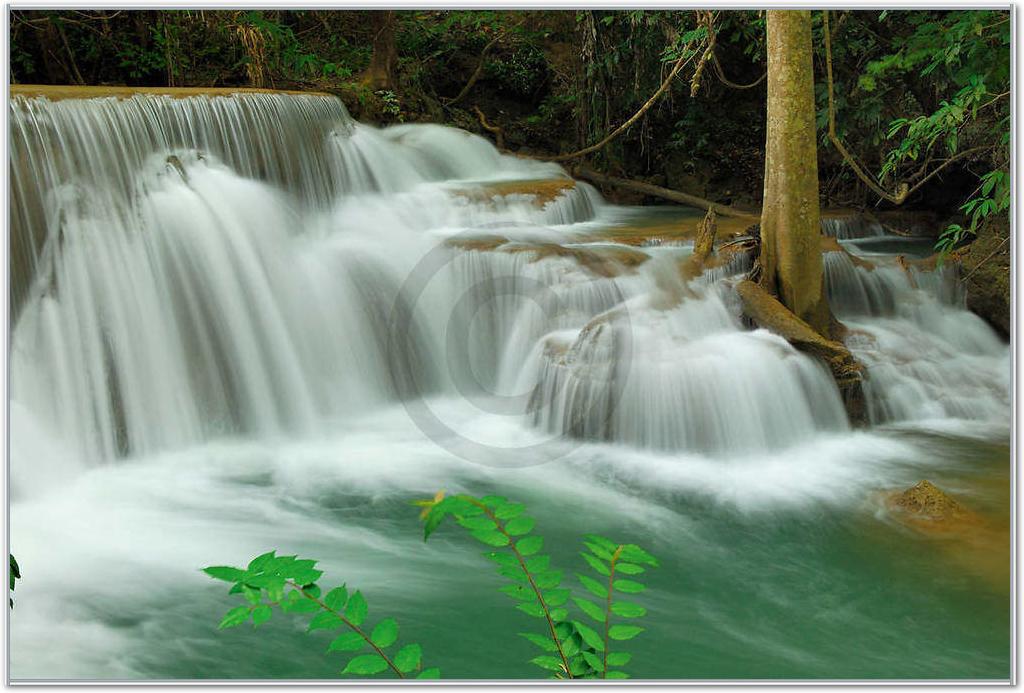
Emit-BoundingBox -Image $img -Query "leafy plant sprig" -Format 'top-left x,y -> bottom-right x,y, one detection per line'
203,552 -> 438,679
417,491 -> 658,679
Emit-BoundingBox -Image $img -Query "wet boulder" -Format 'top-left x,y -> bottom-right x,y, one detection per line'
889,480 -> 966,521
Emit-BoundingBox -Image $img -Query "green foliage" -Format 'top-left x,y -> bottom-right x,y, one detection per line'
9,555 -> 20,608
419,492 -> 658,679
485,43 -> 548,98
863,11 -> 1009,254
203,551 -> 435,679
936,167 -> 1010,256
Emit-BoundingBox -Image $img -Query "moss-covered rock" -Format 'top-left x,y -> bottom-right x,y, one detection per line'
959,216 -> 1010,338
890,480 -> 966,521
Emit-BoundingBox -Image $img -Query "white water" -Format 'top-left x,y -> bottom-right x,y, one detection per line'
8,93 -> 1010,679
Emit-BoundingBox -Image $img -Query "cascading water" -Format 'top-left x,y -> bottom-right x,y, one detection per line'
9,91 -> 1010,680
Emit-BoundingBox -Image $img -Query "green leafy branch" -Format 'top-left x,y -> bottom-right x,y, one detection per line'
9,554 -> 20,608
573,535 -> 658,678
936,167 -> 1009,257
418,491 -> 658,679
203,551 -> 438,679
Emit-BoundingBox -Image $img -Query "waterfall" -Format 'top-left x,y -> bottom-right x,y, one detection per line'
821,215 -> 886,239
823,250 -> 1009,425
9,90 -> 1010,498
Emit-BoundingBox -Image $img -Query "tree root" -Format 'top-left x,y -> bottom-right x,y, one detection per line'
735,279 -> 867,424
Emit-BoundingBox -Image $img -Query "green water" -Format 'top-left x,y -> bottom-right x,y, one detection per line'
53,427 -> 1007,681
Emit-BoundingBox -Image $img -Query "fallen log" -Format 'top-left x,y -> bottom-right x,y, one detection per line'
573,167 -> 757,220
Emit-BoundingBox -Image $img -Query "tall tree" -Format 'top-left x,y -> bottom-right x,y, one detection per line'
363,10 -> 397,90
757,10 -> 829,336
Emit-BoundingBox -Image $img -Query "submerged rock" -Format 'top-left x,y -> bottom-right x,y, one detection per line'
890,480 -> 966,521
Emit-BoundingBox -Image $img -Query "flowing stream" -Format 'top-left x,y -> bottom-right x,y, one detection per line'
8,92 -> 1011,680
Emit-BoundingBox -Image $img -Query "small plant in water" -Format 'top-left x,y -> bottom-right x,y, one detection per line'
205,492 -> 658,679
203,552 -> 437,678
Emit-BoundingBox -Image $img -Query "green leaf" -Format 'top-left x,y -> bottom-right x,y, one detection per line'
342,654 -> 389,675
613,579 -> 645,594
554,622 -> 573,640
610,601 -> 647,618
203,566 -> 246,582
534,570 -> 562,589
497,565 -> 528,583
504,516 -> 535,536
309,611 -> 345,632
422,505 -> 447,541
283,591 -> 320,614
608,624 -> 644,640
515,536 -> 543,556
218,606 -> 251,629
242,585 -> 261,604
618,545 -> 658,566
583,541 -> 614,561
417,667 -> 441,679
293,568 -> 324,585
573,620 -> 605,651
572,596 -> 605,623
568,654 -> 589,676
470,529 -> 509,547
455,516 -> 495,531
581,553 -> 610,576
581,650 -> 603,672
247,551 -> 276,573
371,618 -> 399,648
516,602 -> 546,618
266,580 -> 285,603
549,607 -> 568,621
519,632 -> 557,652
345,591 -> 368,626
614,562 -> 644,575
481,495 -> 508,507
544,588 -> 570,606
499,584 -> 535,601
607,652 -> 632,666
485,551 -> 518,568
584,534 -> 617,553
324,586 -> 348,611
577,573 -> 608,599
525,555 -> 550,572
560,632 -> 581,657
251,604 -> 272,627
530,655 -> 565,673
606,670 -> 630,679
394,643 -> 422,673
495,502 -> 525,520
328,632 -> 365,653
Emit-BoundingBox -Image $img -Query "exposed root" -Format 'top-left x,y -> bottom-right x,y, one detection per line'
735,279 -> 866,423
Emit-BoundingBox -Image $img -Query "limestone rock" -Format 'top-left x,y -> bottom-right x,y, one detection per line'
890,480 -> 966,521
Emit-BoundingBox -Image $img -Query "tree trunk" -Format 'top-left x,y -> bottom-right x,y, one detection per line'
758,11 -> 830,336
363,10 -> 397,90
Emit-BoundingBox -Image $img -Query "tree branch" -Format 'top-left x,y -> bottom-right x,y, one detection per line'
543,48 -> 696,163
711,52 -> 766,89
823,10 -> 992,206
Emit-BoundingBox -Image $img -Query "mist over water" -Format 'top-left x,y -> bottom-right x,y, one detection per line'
8,93 -> 1010,679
